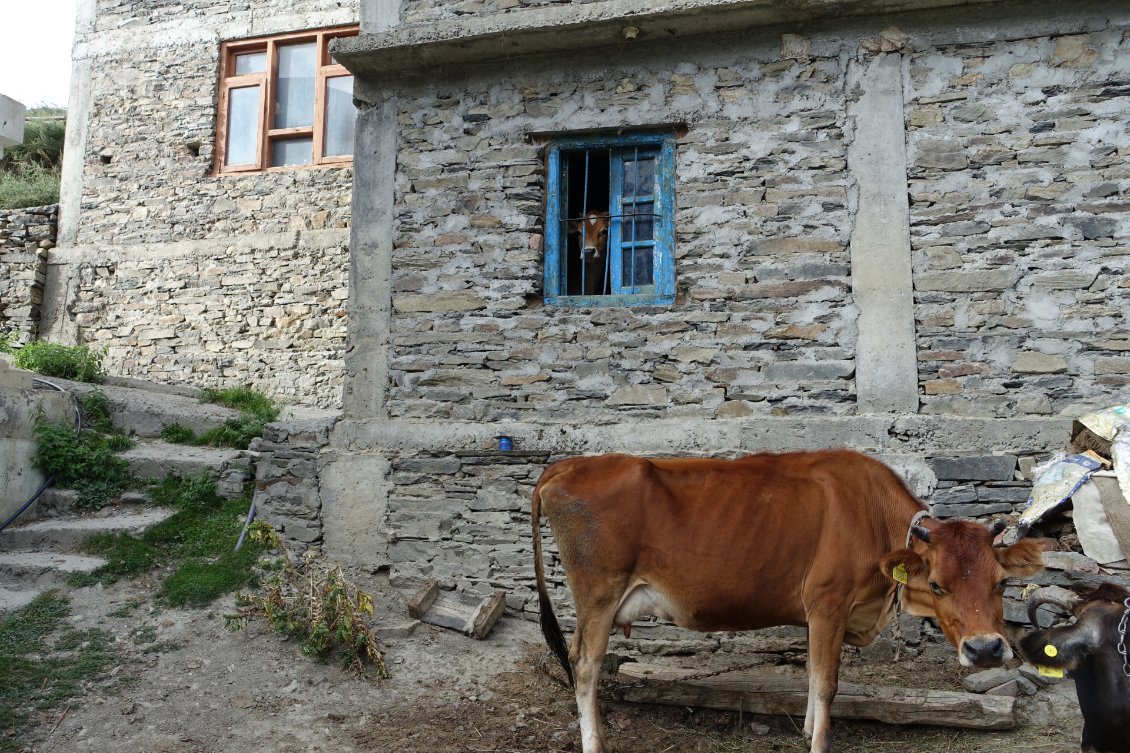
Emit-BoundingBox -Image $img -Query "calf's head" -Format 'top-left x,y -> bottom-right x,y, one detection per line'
1019,582 -> 1130,675
880,519 -> 1045,667
567,212 -> 610,261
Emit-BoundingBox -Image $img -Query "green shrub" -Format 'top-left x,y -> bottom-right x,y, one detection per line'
200,386 -> 280,422
12,342 -> 105,383
32,414 -> 130,508
0,113 -> 65,210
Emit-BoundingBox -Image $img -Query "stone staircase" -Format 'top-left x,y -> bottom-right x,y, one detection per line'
0,370 -> 254,612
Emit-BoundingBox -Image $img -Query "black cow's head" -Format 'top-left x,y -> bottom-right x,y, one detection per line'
1020,582 -> 1130,753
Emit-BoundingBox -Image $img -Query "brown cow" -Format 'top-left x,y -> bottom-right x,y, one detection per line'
531,450 -> 1046,753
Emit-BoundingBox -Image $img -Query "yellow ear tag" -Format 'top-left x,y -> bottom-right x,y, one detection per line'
1044,644 -> 1058,658
1038,665 -> 1064,679
892,564 -> 908,585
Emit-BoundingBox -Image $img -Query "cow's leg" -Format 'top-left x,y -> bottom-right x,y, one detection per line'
804,613 -> 848,753
569,603 -> 618,753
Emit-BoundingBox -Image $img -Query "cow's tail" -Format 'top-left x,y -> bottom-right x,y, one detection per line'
532,469 -> 574,687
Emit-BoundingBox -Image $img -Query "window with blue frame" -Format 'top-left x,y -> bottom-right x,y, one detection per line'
544,132 -> 676,306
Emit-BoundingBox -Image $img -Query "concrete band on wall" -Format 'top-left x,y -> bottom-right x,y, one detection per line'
318,0 -> 1130,605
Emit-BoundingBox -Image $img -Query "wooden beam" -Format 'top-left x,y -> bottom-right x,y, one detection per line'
613,664 -> 1015,730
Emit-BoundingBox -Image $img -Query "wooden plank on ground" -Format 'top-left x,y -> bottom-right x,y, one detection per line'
614,664 -> 1015,730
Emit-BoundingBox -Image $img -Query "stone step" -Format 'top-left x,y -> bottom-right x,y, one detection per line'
0,551 -> 108,586
45,376 -> 241,440
0,507 -> 175,551
120,440 -> 245,481
0,585 -> 45,614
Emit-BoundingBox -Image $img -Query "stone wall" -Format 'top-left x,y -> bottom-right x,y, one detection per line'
46,0 -> 359,406
0,205 -> 56,342
909,30 -> 1130,417
389,47 -> 855,423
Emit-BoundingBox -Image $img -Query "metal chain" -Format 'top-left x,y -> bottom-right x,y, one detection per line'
1118,597 -> 1130,680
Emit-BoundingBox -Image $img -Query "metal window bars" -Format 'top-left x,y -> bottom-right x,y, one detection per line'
561,146 -> 659,296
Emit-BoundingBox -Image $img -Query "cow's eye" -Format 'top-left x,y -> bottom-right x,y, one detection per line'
929,581 -> 945,596
996,579 -> 1009,593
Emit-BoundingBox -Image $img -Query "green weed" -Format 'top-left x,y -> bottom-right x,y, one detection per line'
160,422 -> 196,445
12,342 -> 105,383
33,414 -> 131,509
157,388 -> 280,449
200,386 -> 280,422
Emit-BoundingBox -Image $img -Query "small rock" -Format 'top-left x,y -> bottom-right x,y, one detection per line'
962,667 -> 1016,693
985,680 -> 1019,697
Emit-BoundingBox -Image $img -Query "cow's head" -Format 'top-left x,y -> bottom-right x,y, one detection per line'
1019,582 -> 1130,675
567,212 -> 610,261
879,518 -> 1045,668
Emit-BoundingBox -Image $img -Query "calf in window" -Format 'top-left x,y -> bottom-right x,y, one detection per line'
566,211 -> 610,296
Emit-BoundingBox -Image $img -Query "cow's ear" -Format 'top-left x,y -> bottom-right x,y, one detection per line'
879,549 -> 927,584
995,537 -> 1047,577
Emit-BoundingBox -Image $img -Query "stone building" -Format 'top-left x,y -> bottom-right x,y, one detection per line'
40,0 -> 1130,615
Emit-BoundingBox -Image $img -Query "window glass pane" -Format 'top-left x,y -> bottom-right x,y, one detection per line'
623,201 -> 654,241
622,247 -> 653,288
234,51 -> 266,75
623,158 -> 655,198
225,85 -> 260,166
323,76 -> 355,157
274,42 -> 316,129
271,137 -> 312,167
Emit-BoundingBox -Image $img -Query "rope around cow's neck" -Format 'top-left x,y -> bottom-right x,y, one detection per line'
892,509 -> 933,661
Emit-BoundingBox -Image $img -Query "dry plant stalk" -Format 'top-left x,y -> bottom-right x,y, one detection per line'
225,522 -> 388,678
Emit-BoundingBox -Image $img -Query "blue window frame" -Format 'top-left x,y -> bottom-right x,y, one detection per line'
544,132 -> 676,306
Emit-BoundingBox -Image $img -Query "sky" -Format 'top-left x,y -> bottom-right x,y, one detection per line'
0,0 -> 77,109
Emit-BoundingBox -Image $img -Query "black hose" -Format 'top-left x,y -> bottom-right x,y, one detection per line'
0,378 -> 82,533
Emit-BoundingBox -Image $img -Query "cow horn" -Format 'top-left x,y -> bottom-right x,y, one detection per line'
911,526 -> 931,543
1026,585 -> 1080,627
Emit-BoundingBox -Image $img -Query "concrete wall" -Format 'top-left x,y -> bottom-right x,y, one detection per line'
0,94 -> 26,159
45,0 -> 358,407
314,0 -> 1130,614
0,360 -> 71,524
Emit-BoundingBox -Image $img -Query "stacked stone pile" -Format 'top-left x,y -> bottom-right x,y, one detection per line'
0,204 -> 56,341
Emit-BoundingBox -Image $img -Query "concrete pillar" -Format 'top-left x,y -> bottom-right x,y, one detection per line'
57,0 -> 96,247
0,94 -> 26,159
341,96 -> 396,419
847,53 -> 919,414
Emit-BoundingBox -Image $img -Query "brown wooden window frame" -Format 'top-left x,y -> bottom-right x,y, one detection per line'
215,25 -> 359,174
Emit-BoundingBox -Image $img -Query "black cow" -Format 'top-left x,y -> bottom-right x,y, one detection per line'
1020,582 -> 1130,753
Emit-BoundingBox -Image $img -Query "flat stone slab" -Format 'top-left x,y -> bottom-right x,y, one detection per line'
0,585 -> 45,614
0,508 -> 174,551
120,440 -> 243,481
0,552 -> 108,585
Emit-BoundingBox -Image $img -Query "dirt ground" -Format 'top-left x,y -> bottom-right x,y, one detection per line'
18,570 -> 1084,753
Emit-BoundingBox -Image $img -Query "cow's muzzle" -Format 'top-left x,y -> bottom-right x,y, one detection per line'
960,634 -> 1010,667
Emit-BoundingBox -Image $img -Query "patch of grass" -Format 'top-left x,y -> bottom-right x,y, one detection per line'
200,386 -> 280,422
0,591 -> 116,751
75,476 -> 262,608
160,422 -> 196,445
156,387 -> 280,449
12,341 -> 105,383
33,413 -> 132,509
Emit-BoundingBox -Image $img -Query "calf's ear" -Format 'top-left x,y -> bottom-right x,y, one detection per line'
995,538 -> 1047,577
879,549 -> 928,584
